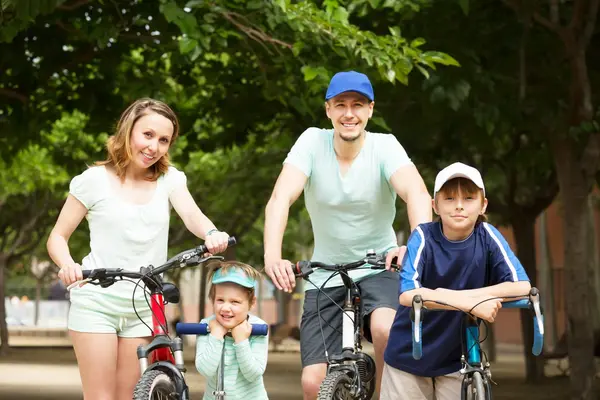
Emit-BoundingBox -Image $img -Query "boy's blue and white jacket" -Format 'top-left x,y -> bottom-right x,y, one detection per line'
384,221 -> 529,377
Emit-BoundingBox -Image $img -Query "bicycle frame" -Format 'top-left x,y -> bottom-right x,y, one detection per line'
294,252 -> 386,398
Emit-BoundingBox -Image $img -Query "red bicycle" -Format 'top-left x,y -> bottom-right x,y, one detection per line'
79,236 -> 237,400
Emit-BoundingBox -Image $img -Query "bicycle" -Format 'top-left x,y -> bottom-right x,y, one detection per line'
176,322 -> 269,399
410,287 -> 544,400
293,249 -> 399,400
76,236 -> 237,400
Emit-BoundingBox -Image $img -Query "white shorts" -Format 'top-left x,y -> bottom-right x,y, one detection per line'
68,285 -> 153,338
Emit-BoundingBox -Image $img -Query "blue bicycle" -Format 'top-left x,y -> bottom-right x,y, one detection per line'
410,287 -> 544,400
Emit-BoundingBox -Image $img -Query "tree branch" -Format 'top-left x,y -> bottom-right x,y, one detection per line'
220,11 -> 292,51
501,0 -> 561,32
582,133 -> 600,185
581,0 -> 600,49
0,88 -> 27,104
57,0 -> 91,11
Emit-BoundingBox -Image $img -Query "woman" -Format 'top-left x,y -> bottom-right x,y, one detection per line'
47,98 -> 230,400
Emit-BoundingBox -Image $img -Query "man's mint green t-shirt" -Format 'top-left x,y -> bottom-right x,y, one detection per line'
283,128 -> 413,290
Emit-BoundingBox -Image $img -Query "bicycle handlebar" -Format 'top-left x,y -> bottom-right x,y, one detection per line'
80,236 -> 237,287
176,322 -> 269,336
410,287 -> 544,360
293,250 -> 398,279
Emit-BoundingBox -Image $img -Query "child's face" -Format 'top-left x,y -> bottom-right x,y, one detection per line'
213,283 -> 254,330
433,181 -> 488,240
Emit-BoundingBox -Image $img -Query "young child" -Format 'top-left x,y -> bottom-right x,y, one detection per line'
381,162 -> 531,399
195,261 -> 269,399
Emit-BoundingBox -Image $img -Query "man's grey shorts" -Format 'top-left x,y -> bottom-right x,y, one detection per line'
300,270 -> 399,368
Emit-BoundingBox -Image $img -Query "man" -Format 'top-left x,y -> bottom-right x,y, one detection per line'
264,70 -> 432,399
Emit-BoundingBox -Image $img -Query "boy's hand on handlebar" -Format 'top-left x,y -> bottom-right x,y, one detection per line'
470,296 -> 502,323
265,259 -> 296,293
209,319 -> 228,340
58,262 -> 83,286
386,246 -> 406,271
232,320 -> 252,343
204,231 -> 230,255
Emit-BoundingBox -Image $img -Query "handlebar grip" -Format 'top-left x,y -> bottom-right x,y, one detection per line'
411,319 -> 423,360
177,322 -> 209,335
82,270 -> 92,279
532,314 -> 544,356
411,295 -> 423,360
176,322 -> 269,336
196,236 -> 237,254
501,299 -> 531,309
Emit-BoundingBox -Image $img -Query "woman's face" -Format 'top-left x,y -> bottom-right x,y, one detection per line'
129,111 -> 174,171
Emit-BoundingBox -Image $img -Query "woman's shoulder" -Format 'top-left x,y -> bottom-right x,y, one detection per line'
161,165 -> 187,193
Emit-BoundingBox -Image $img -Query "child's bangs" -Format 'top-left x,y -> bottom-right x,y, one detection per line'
439,178 -> 481,198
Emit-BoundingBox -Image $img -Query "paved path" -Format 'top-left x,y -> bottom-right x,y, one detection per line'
0,341 -> 574,400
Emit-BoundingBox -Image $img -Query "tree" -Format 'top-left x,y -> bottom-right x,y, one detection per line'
498,1 -> 600,398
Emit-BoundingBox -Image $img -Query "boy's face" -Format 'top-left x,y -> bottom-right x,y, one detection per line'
433,180 -> 488,240
325,92 -> 374,142
213,282 -> 254,330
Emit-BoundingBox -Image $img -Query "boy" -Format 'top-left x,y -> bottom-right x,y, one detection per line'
381,162 -> 531,399
195,261 -> 269,400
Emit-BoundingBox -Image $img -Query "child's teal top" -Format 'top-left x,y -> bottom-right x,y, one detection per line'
195,314 -> 269,400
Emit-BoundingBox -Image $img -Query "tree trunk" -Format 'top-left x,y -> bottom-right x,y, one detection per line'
538,210 -> 558,349
0,255 -> 9,356
553,140 -> 597,400
35,279 -> 41,326
511,214 -> 545,382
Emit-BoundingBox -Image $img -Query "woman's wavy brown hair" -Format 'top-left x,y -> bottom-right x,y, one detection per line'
96,98 -> 179,181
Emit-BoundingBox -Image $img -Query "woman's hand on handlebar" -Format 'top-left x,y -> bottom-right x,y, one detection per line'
58,262 -> 83,286
265,259 -> 296,293
204,231 -> 230,255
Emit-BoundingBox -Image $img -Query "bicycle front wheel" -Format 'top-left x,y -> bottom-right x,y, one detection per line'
133,370 -> 178,400
318,370 -> 354,400
462,371 -> 487,400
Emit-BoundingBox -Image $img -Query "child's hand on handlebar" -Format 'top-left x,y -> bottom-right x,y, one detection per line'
204,231 -> 230,255
264,259 -> 296,293
470,296 -> 502,323
58,262 -> 83,286
231,320 -> 252,343
209,319 -> 228,340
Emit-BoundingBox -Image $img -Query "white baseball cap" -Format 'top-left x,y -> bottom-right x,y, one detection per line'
433,162 -> 485,197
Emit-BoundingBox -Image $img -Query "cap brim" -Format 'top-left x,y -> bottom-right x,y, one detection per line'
326,89 -> 373,101
212,277 -> 255,288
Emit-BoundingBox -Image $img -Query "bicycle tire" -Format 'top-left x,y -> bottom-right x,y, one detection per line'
467,372 -> 486,400
133,369 -> 178,400
318,370 -> 354,400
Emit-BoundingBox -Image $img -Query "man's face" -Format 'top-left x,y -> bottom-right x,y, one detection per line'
325,92 -> 374,142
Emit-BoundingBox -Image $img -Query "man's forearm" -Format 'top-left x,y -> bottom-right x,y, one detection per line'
406,190 -> 432,231
263,197 -> 290,262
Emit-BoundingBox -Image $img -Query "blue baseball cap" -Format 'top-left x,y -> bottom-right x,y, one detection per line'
211,267 -> 256,288
325,71 -> 374,102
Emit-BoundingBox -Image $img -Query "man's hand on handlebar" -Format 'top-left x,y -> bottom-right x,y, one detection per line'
386,245 -> 405,271
265,259 -> 296,293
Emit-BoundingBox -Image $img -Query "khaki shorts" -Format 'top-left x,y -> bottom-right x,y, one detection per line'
380,362 -> 462,400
